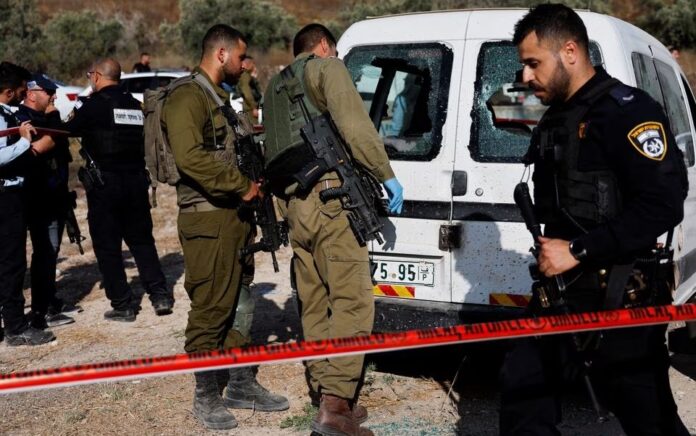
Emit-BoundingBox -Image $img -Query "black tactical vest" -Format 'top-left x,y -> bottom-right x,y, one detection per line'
82,91 -> 144,168
528,77 -> 622,229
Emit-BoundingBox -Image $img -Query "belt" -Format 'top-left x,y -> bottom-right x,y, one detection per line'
179,202 -> 222,214
313,179 -> 342,193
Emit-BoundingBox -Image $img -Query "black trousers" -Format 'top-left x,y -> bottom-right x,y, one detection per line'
27,187 -> 65,315
0,189 -> 29,334
86,170 -> 170,311
499,322 -> 689,436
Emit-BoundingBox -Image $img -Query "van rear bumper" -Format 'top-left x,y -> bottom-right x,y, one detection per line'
373,297 -> 525,332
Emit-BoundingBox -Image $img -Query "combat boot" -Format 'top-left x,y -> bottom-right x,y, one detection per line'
193,372 -> 237,430
352,403 -> 368,424
223,366 -> 289,411
152,298 -> 174,316
214,369 -> 229,396
104,308 -> 135,322
311,394 -> 373,436
6,326 -> 56,346
311,391 -> 368,423
45,308 -> 75,328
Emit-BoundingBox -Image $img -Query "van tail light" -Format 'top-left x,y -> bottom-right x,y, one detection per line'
66,93 -> 78,101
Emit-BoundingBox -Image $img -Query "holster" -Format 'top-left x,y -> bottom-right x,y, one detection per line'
78,166 -> 105,193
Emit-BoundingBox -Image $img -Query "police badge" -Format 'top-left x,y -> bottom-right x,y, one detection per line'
627,121 -> 667,161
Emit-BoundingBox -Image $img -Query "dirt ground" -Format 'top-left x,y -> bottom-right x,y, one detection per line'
2,183 -> 696,436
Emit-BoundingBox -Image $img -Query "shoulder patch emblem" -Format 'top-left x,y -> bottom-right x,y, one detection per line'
627,121 -> 667,161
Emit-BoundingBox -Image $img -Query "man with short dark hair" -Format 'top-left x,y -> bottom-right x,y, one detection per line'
264,23 -> 404,436
16,74 -> 77,329
132,52 -> 152,73
292,23 -> 338,58
65,58 -> 173,322
162,24 -> 288,430
237,56 -> 262,123
499,4 -> 689,435
0,62 -> 57,346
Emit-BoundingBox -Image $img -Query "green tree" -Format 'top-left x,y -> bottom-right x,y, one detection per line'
38,10 -> 123,80
0,0 -> 43,70
336,0 -> 613,36
638,0 -> 696,49
176,0 -> 296,59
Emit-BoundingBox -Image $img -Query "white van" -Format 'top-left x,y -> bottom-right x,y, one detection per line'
336,9 -> 696,330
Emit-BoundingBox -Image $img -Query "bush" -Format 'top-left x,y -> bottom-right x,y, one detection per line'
638,0 -> 696,49
176,0 -> 296,59
0,0 -> 43,71
39,10 -> 123,80
335,0 -> 612,36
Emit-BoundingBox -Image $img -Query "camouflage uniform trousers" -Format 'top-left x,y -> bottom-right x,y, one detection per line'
178,207 -> 252,353
281,190 -> 375,400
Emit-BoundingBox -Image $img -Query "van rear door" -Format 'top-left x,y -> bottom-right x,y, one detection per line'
451,39 -> 606,308
451,40 -> 535,309
343,41 -> 458,304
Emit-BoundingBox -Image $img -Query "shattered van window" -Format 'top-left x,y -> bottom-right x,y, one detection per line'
344,43 -> 453,161
471,41 -> 603,163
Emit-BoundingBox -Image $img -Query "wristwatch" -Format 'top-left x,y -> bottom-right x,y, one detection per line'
569,239 -> 587,261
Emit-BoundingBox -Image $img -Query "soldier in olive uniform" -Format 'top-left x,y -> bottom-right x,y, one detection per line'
237,56 -> 262,123
161,24 -> 288,431
264,24 -> 404,436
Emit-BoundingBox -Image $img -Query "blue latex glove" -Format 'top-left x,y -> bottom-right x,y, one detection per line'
383,178 -> 404,214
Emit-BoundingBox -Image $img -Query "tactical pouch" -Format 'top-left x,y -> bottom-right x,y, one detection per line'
78,166 -> 105,193
630,248 -> 675,306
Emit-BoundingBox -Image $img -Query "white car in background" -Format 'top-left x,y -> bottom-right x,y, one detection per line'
79,70 -> 190,102
78,70 -> 244,111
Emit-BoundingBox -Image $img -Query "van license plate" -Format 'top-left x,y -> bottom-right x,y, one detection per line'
372,261 -> 434,286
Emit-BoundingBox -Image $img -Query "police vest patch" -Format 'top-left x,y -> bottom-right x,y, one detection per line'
627,121 -> 667,161
113,108 -> 144,126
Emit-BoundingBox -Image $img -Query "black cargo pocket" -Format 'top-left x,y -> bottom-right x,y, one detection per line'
180,221 -> 220,284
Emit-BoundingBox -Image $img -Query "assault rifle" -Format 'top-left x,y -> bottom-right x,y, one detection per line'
295,115 -> 386,246
62,190 -> 85,254
226,108 -> 288,273
278,65 -> 386,246
514,182 -> 608,423
78,148 -> 105,192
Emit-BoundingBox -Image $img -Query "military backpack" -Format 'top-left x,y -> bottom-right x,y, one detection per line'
143,73 -> 234,189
